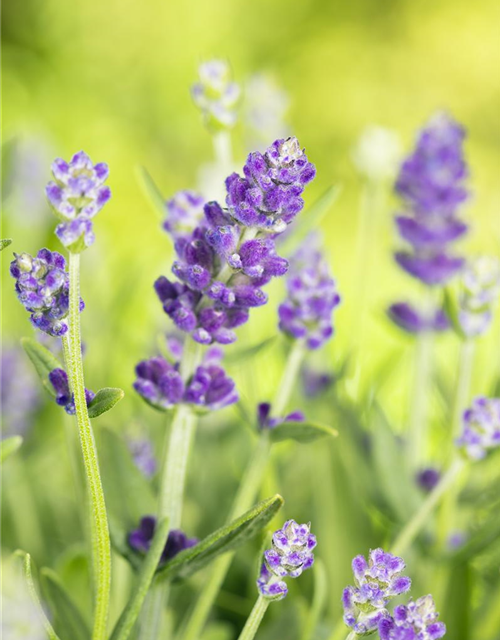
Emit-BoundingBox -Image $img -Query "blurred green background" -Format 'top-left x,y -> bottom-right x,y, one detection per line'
2,0 -> 500,638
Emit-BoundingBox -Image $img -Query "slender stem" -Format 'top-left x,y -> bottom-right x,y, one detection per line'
179,341 -> 306,640
237,595 -> 269,640
213,131 -> 232,168
140,340 -> 200,639
65,253 -> 111,640
391,457 -> 465,556
407,325 -> 434,471
450,340 -> 475,444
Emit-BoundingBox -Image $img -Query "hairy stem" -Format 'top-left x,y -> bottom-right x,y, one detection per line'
65,253 -> 111,640
391,457 -> 465,556
179,340 -> 305,640
237,596 -> 270,640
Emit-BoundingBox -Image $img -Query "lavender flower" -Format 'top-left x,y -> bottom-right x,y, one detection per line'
134,348 -> 237,413
155,137 -> 315,345
456,256 -> 500,337
49,368 -> 95,415
128,516 -> 198,563
379,595 -> 446,640
257,402 -> 304,429
191,60 -> 241,131
388,303 -> 449,335
278,238 -> 340,349
302,367 -> 335,397
1,346 -> 40,437
257,520 -> 316,601
342,549 -> 411,635
393,113 -> 469,287
128,437 -> 157,477
10,249 -> 83,336
45,151 -> 111,251
456,396 -> 500,460
416,468 -> 441,493
163,191 -> 206,241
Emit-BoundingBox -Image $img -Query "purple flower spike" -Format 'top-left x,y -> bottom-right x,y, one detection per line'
133,356 -> 185,411
154,137 -> 315,345
395,114 -> 468,296
191,59 -> 240,131
379,595 -> 446,640
416,468 -> 441,493
163,191 -> 206,241
455,256 -> 500,338
184,362 -> 238,412
10,249 -> 83,337
128,437 -> 157,477
257,520 -> 316,601
388,302 -> 449,335
49,367 -> 94,415
279,236 -> 340,349
456,396 -> 500,460
128,516 -> 198,563
342,549 -> 411,634
46,150 -> 111,251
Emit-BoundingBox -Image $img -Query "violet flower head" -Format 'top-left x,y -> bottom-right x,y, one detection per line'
393,113 -> 469,287
1,347 -> 40,437
342,549 -> 411,635
379,595 -> 446,640
48,368 -> 94,415
257,402 -> 304,430
10,249 -> 83,337
456,256 -> 500,338
163,191 -> 205,241
257,520 -> 316,601
456,396 -> 500,460
155,137 -> 315,345
134,348 -> 237,413
191,59 -> 240,131
302,367 -> 335,397
279,238 -> 340,349
128,437 -> 157,478
128,516 -> 198,563
388,302 -> 449,335
416,467 -> 441,493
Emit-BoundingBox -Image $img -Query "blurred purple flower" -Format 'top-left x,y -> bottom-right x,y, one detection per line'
257,519 -> 316,601
163,191 -> 205,241
128,437 -> 157,478
416,467 -> 441,493
455,256 -> 500,338
388,303 -> 449,335
257,402 -> 304,430
279,236 -> 340,349
191,59 -> 241,130
128,516 -> 198,563
302,368 -> 335,398
1,347 -> 40,437
456,396 -> 500,460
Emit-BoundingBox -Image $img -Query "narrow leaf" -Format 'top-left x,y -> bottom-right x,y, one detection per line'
0,435 -> 23,462
87,387 -> 125,418
110,517 -> 170,640
136,165 -> 166,220
444,288 -> 467,340
40,568 -> 90,640
21,336 -> 62,396
268,421 -> 338,444
156,494 -> 284,582
225,336 -> 276,364
280,185 -> 342,255
14,550 -> 62,640
1,238 -> 12,251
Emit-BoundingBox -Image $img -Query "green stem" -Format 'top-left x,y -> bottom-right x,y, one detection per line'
407,325 -> 434,471
179,341 -> 305,640
65,252 -> 111,640
213,131 -> 232,168
237,595 -> 270,640
391,457 -> 465,556
140,340 -> 200,639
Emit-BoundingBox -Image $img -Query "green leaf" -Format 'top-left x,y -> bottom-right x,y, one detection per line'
156,494 -> 284,582
110,517 -> 170,640
280,185 -> 342,255
268,421 -> 338,444
0,435 -> 23,462
136,165 -> 166,220
21,337 -> 63,396
451,516 -> 500,564
40,568 -> 90,640
442,562 -> 471,640
87,387 -> 125,418
1,238 -> 12,251
14,550 -> 62,640
225,336 -> 276,364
